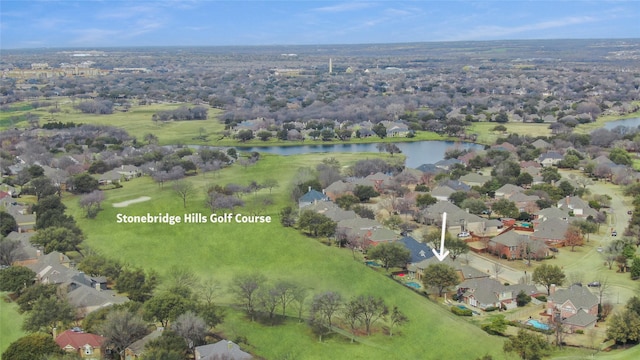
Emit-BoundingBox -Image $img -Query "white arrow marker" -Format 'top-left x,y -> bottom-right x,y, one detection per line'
432,212 -> 450,261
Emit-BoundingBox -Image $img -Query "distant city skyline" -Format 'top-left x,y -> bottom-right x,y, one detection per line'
1,1 -> 639,49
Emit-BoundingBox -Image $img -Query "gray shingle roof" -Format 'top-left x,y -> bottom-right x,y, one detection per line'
550,285 -> 598,311
195,340 -> 252,360
562,310 -> 598,327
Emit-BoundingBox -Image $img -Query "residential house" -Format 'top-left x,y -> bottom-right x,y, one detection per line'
337,217 -> 383,249
27,251 -> 74,285
96,170 -> 122,185
535,207 -> 570,222
298,188 -> 329,208
557,196 -> 597,218
55,329 -> 106,360
446,209 -> 494,236
411,256 -> 488,282
459,173 -> 491,187
305,202 -> 357,222
366,227 -> 398,247
430,185 -> 456,202
531,139 -> 551,150
365,172 -> 391,192
420,201 -> 462,225
530,218 -> 570,247
27,251 -> 128,315
116,165 -> 142,181
435,158 -> 463,171
458,278 -> 540,311
4,231 -> 39,265
415,163 -> 443,176
508,192 -> 540,213
538,151 -> 564,167
1,200 -> 36,232
66,277 -> 129,315
488,230 -> 549,260
384,122 -> 410,137
324,180 -> 353,201
491,142 -> 517,154
494,184 -> 525,199
124,329 -> 164,360
195,340 -> 252,360
442,180 -> 471,192
399,236 -> 434,265
546,284 -> 599,332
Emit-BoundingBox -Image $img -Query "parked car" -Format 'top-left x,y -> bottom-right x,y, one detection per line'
549,247 -> 559,253
588,281 -> 601,287
457,231 -> 471,238
611,230 -> 617,236
628,210 -> 633,215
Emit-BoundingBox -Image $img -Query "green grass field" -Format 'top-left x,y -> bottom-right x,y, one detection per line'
468,122 -> 553,144
62,153 -> 510,360
0,293 -> 25,355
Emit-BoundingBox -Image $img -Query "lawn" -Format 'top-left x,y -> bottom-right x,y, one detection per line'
0,293 -> 25,355
468,122 -> 552,144
64,152 -> 510,360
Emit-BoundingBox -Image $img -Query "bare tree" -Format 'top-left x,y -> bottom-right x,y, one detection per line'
229,273 -> 266,321
263,178 -> 279,194
309,291 -> 343,342
173,180 -> 194,208
493,262 -> 504,280
98,309 -> 148,358
78,190 -> 105,218
172,311 -> 207,352
0,237 -> 23,266
197,278 -> 222,306
291,285 -> 308,323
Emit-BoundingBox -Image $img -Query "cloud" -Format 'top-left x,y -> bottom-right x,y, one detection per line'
313,2 -> 375,13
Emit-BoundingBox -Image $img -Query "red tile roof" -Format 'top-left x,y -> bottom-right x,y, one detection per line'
56,330 -> 105,349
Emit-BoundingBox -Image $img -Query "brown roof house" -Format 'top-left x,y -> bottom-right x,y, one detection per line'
56,329 -> 106,360
546,284 -> 598,332
488,231 -> 549,260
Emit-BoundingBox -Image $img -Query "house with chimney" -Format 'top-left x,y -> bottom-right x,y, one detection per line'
546,284 -> 599,332
457,277 -> 540,310
298,188 -> 329,208
55,329 -> 106,360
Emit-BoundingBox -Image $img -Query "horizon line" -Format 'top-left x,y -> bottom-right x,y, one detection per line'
3,37 -> 639,52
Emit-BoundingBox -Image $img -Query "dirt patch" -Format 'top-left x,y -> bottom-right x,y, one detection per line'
112,196 -> 151,208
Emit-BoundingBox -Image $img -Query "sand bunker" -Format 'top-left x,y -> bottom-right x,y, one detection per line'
112,196 -> 151,208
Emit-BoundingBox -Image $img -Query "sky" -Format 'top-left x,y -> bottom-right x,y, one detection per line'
1,0 -> 639,49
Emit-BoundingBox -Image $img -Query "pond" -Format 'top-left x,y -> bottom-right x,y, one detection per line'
603,117 -> 640,130
237,140 -> 484,169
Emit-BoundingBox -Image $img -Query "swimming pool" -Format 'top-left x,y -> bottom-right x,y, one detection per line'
527,319 -> 551,330
405,282 -> 421,289
365,261 -> 380,267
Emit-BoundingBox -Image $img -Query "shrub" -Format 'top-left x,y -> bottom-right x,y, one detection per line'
575,329 -> 584,334
451,306 -> 473,316
485,306 -> 499,312
535,295 -> 547,302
